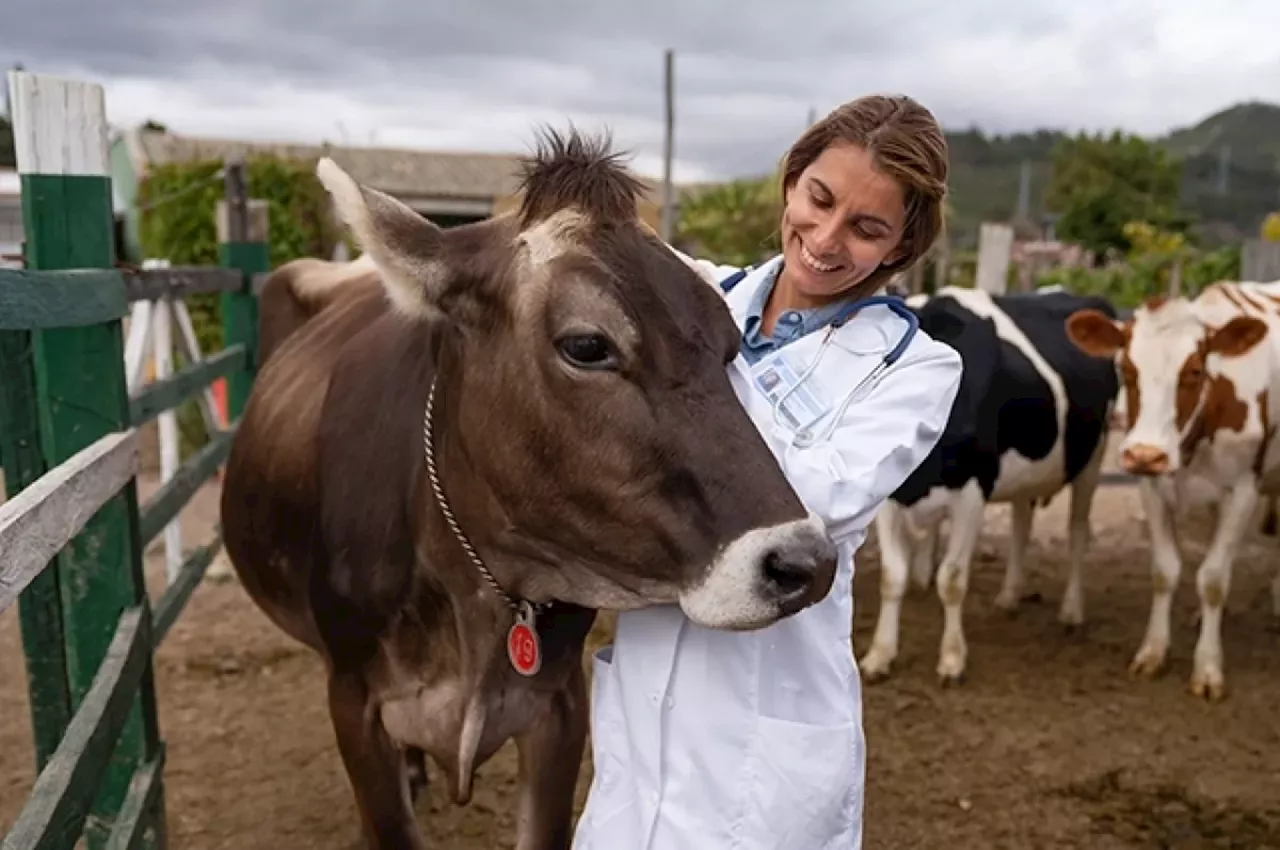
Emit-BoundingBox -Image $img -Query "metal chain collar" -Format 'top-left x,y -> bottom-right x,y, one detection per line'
421,378 -> 544,618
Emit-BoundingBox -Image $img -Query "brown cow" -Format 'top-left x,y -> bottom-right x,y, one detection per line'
1067,279 -> 1280,700
219,129 -> 838,849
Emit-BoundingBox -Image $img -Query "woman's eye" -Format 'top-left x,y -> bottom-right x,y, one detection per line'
557,333 -> 616,370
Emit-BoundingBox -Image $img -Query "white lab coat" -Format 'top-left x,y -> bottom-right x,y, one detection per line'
572,255 -> 963,850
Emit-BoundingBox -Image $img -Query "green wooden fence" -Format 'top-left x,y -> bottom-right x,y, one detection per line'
0,71 -> 268,850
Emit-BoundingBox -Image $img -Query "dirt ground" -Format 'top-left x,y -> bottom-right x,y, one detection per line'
4,449 -> 1280,849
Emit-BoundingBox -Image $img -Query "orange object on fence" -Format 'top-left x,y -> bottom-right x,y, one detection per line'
213,378 -> 228,481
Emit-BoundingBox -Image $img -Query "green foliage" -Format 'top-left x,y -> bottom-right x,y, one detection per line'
674,175 -> 782,266
138,152 -> 338,349
137,152 -> 338,454
1036,220 -> 1240,309
1045,131 -> 1189,257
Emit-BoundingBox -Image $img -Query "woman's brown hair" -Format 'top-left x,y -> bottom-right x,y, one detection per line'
780,94 -> 949,296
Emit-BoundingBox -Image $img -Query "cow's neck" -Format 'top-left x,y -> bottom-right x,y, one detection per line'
418,341 -> 559,665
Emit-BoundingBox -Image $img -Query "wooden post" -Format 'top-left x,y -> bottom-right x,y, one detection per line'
1242,239 -> 1280,281
0,313 -> 72,772
932,244 -> 950,294
660,48 -> 675,243
1167,256 -> 1184,298
8,69 -> 165,849
976,222 -> 1013,295
216,159 -> 267,421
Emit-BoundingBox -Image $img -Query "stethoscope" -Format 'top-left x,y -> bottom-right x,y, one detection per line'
719,267 -> 920,448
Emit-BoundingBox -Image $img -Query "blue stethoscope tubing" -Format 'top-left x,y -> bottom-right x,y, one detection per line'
718,266 -> 920,445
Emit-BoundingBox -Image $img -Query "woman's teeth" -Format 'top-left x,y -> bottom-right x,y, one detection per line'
801,243 -> 840,274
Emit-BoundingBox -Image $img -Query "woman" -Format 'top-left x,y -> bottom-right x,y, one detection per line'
572,94 -> 964,850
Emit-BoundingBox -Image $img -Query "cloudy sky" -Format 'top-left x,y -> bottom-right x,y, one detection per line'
3,0 -> 1277,182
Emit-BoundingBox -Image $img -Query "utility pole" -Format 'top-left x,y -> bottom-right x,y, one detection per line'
660,48 -> 675,242
1015,159 -> 1031,223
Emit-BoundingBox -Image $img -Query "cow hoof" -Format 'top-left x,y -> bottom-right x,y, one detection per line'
1128,647 -> 1167,679
862,667 -> 893,685
938,671 -> 966,688
858,648 -> 896,684
992,592 -> 1021,614
1189,671 -> 1227,702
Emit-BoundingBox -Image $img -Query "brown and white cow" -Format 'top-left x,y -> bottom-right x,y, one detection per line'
1067,280 -> 1280,700
219,130 -> 837,849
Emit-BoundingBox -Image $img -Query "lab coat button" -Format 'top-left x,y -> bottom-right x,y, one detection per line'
664,696 -> 674,709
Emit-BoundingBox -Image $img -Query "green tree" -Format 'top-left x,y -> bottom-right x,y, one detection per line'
674,175 -> 782,266
1045,130 -> 1189,257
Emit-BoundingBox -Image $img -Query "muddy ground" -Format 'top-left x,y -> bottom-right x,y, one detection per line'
4,450 -> 1280,849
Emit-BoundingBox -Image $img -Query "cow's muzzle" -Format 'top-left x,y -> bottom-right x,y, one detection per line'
678,514 -> 838,630
1121,443 -> 1171,476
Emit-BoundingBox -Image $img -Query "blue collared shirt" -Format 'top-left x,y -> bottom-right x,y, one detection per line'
739,261 -> 850,365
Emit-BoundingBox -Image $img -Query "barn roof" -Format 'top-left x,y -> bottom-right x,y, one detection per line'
121,128 -> 665,204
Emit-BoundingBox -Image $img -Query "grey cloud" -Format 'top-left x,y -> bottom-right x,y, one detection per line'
2,0 -> 1275,180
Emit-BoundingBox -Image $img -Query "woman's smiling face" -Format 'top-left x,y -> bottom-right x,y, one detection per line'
778,140 -> 909,305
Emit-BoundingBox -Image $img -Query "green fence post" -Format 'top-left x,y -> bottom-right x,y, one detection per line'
217,160 -> 267,421
0,331 -> 73,771
8,70 -> 166,850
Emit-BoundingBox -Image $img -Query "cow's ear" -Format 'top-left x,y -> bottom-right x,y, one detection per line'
1207,316 -> 1268,358
1066,309 -> 1126,358
316,157 -> 447,321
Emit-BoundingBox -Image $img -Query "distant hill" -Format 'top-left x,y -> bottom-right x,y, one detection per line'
942,101 -> 1280,250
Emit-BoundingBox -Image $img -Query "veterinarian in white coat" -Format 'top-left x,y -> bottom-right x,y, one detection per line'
572,95 -> 963,850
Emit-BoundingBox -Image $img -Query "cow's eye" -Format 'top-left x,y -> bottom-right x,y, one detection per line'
557,333 -> 616,370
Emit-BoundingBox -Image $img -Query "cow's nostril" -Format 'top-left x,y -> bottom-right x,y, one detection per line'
762,550 -> 814,597
1122,445 -> 1170,475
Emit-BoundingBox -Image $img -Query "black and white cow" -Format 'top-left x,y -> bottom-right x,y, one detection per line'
859,286 -> 1121,685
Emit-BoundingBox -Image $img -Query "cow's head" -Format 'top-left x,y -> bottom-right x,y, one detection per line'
1066,296 -> 1267,475
315,128 -> 836,630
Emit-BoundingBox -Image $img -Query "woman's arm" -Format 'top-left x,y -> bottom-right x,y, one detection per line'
770,339 -> 962,545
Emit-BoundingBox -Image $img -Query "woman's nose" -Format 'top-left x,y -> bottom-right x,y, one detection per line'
809,216 -> 842,254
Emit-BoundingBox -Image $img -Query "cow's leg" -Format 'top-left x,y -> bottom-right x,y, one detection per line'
860,501 -> 913,682
993,499 -> 1034,613
910,513 -> 939,592
513,666 -> 589,850
935,483 -> 986,685
1060,438 -> 1105,629
328,670 -> 424,849
406,747 -> 428,803
1131,478 -> 1182,678
1189,479 -> 1258,701
1260,494 -> 1278,536
1270,568 -> 1280,631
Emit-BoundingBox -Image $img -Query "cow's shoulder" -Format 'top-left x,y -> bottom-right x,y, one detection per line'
313,308 -> 438,630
